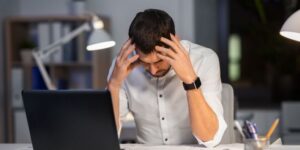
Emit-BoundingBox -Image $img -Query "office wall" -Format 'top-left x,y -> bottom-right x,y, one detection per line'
0,0 -> 19,142
86,0 -> 195,57
0,3 -> 5,143
194,0 -> 218,52
18,0 -> 70,16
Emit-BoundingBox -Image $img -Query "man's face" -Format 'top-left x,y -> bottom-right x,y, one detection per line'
136,50 -> 171,78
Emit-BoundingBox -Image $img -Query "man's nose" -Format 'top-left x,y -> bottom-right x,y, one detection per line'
149,65 -> 158,75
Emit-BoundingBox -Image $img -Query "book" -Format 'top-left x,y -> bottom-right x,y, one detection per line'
11,68 -> 23,108
31,66 -> 47,90
69,69 -> 91,89
51,22 -> 63,63
62,23 -> 72,62
37,23 -> 50,63
77,27 -> 86,62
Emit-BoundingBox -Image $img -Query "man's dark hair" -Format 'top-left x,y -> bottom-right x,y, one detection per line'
128,9 -> 175,54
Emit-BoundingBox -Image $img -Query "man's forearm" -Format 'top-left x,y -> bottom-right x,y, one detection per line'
108,82 -> 120,131
186,89 -> 218,141
106,38 -> 139,132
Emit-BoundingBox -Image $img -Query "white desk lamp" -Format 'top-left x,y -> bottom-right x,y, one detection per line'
32,15 -> 115,90
280,10 -> 300,42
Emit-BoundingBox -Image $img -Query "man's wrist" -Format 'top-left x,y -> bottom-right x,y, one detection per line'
108,79 -> 121,91
183,73 -> 197,84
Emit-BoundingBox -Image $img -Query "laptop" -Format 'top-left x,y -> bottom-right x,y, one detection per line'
22,90 -> 120,150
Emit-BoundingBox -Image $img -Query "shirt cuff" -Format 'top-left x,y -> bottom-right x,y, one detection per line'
193,113 -> 227,148
117,120 -> 122,138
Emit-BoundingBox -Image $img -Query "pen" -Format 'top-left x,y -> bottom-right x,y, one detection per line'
248,122 -> 259,140
243,126 -> 251,139
243,120 -> 253,139
246,120 -> 262,148
244,121 -> 251,138
234,120 -> 245,138
253,123 -> 258,133
265,118 -> 279,140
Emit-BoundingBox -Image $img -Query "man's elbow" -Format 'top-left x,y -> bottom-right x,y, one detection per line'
202,127 -> 218,141
204,124 -> 218,141
194,120 -> 219,142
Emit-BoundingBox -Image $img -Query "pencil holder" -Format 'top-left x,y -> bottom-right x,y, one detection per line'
244,136 -> 269,150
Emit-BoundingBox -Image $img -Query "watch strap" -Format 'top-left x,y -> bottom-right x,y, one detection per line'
182,77 -> 201,90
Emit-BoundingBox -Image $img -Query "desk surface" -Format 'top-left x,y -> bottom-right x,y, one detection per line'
1,143 -> 300,150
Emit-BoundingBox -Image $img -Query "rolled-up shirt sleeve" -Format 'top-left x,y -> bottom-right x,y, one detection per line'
192,51 -> 227,147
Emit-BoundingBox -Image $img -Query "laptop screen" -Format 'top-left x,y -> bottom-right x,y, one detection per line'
22,90 -> 120,150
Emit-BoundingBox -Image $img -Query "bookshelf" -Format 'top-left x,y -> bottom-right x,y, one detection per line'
4,16 -> 112,142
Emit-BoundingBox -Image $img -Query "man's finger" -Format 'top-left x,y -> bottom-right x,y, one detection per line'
129,58 -> 142,71
160,37 -> 180,53
156,52 -> 174,64
175,34 -> 181,41
121,44 -> 135,61
170,34 -> 185,52
155,46 -> 177,59
125,54 -> 139,67
119,38 -> 132,57
170,34 -> 186,53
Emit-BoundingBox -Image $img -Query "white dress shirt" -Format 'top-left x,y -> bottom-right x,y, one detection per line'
107,40 -> 227,147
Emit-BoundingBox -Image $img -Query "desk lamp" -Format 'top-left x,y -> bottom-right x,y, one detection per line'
32,14 -> 115,90
280,10 -> 300,42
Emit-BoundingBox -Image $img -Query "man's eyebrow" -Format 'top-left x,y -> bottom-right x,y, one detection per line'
154,59 -> 163,63
138,59 -> 147,64
138,59 -> 162,64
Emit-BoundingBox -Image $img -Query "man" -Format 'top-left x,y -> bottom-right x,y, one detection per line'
107,9 -> 227,147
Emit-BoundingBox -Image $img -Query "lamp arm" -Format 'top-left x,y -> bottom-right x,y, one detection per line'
36,22 -> 91,59
32,51 -> 56,90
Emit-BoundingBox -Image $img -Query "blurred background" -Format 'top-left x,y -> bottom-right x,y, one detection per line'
0,0 -> 299,145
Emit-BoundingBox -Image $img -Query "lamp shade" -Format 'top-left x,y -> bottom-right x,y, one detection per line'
280,10 -> 300,42
87,29 -> 116,51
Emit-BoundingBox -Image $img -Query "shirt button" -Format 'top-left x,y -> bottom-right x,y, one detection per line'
162,117 -> 165,120
159,94 -> 163,98
165,138 -> 168,142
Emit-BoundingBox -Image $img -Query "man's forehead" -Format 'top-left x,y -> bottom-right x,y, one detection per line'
136,50 -> 161,63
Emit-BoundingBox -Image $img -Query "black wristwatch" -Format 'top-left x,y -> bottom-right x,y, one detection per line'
182,77 -> 201,91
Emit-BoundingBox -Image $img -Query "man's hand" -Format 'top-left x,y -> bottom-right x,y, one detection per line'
156,34 -> 197,83
108,39 -> 140,89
